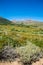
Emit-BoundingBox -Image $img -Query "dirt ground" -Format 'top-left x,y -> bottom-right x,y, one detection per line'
0,61 -> 23,65
0,58 -> 23,65
32,58 -> 43,65
0,58 -> 43,65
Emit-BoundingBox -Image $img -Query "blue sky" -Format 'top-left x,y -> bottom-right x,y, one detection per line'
0,0 -> 43,21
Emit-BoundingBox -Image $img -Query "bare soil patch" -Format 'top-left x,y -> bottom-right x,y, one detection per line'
0,58 -> 43,65
0,61 -> 23,65
32,58 -> 43,65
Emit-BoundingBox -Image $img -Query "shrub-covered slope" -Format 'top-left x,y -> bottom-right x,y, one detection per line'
0,17 -> 12,24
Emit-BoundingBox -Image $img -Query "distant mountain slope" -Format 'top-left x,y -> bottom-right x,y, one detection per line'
0,17 -> 12,24
0,17 -> 43,26
12,20 -> 43,26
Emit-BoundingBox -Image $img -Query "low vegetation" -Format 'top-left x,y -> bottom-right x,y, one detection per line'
16,41 -> 43,65
0,17 -> 43,65
0,46 -> 20,62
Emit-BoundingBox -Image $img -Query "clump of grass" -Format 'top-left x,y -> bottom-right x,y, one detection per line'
16,41 -> 43,65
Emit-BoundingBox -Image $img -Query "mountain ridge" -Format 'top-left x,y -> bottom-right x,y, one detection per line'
0,17 -> 43,25
0,17 -> 12,24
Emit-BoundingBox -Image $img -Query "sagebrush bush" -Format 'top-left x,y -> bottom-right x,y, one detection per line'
0,46 -> 20,61
16,41 -> 43,64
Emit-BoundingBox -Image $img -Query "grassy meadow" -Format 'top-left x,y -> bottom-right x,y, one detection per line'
0,23 -> 43,49
0,19 -> 43,65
